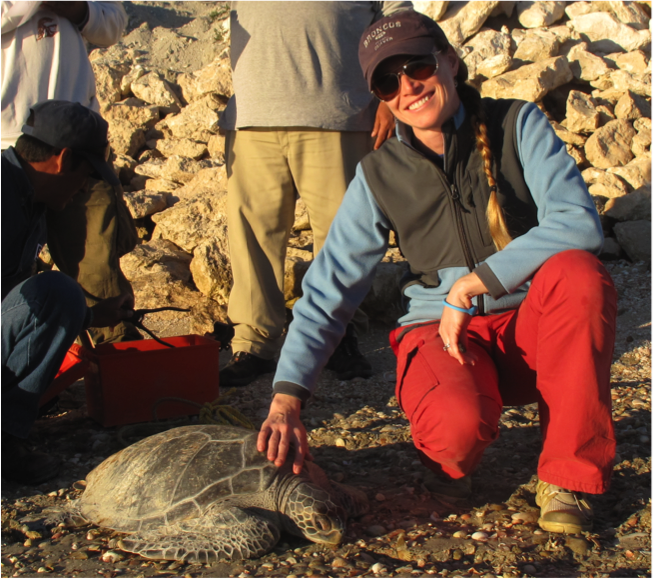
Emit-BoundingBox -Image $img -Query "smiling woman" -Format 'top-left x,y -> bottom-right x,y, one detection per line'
258,11 -> 617,538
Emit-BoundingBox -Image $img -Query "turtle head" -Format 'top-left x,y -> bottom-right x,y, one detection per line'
282,480 -> 347,545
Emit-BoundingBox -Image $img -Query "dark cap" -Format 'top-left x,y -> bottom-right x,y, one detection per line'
359,12 -> 451,91
21,100 -> 119,186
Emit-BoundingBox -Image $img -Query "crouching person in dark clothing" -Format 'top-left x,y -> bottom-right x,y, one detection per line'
1,101 -> 135,485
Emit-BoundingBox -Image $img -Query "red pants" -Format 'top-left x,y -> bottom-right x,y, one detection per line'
390,251 -> 617,494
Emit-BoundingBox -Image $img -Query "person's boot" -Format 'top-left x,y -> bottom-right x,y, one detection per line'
423,471 -> 472,499
219,352 -> 277,387
325,324 -> 373,380
535,478 -> 593,534
1,432 -> 61,485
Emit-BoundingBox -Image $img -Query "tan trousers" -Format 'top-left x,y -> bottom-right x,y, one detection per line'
226,128 -> 373,358
46,178 -> 140,344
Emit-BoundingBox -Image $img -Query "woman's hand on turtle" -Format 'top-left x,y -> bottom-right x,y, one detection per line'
372,102 -> 396,150
440,273 -> 488,365
258,393 -> 311,475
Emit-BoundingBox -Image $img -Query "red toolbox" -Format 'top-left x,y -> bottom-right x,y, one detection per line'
82,335 -> 220,427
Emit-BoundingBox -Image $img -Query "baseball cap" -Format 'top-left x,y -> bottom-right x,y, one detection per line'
359,12 -> 451,91
21,100 -> 119,186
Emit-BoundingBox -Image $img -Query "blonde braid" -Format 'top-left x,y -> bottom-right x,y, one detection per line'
472,119 -> 513,250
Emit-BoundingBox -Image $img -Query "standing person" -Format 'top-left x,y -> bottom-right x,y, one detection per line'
219,1 -> 412,387
1,1 -> 140,345
257,12 -> 617,535
2,101 -> 135,485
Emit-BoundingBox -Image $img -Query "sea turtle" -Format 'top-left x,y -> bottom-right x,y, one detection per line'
49,424 -> 368,562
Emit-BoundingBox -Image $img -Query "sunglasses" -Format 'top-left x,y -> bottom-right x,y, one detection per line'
371,52 -> 441,102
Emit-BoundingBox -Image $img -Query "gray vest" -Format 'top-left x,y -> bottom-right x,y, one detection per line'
361,98 -> 538,290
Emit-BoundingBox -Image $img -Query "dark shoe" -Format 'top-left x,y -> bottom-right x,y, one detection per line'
1,432 -> 61,485
219,352 -> 276,387
325,324 -> 373,380
423,472 -> 472,499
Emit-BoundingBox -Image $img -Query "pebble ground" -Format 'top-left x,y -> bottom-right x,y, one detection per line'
1,259 -> 650,578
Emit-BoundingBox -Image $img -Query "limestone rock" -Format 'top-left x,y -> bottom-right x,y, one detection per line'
120,65 -> 146,98
131,72 -> 183,114
121,238 -> 193,285
190,238 -> 232,304
564,91 -> 600,133
135,156 -> 216,184
104,103 -> 160,129
462,28 -> 513,80
156,138 -> 209,160
207,134 -> 226,161
123,190 -> 169,219
607,154 -> 652,190
614,51 -> 650,75
514,29 -> 560,62
293,198 -> 311,232
91,62 -> 128,111
551,122 -> 587,146
284,251 -> 313,302
592,88 -> 629,106
604,185 -> 651,221
592,70 -> 651,98
193,57 -> 233,100
599,236 -> 622,260
144,178 -> 181,194
582,167 -> 630,199
595,104 -> 616,125
480,56 -> 572,102
151,189 -> 228,253
439,1 -> 500,46
170,166 -> 228,203
517,1 -> 566,28
613,220 -> 651,262
584,120 -> 636,168
412,1 -> 449,21
490,2 -> 515,18
121,248 -> 224,336
568,13 -> 651,53
607,1 -> 650,31
165,95 -> 223,140
631,118 -> 651,157
112,153 -> 138,185
614,92 -> 651,121
565,2 -> 596,19
566,145 -> 586,167
566,43 -> 612,82
107,118 -> 146,158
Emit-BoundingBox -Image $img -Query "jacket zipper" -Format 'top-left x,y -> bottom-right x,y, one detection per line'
433,166 -> 486,316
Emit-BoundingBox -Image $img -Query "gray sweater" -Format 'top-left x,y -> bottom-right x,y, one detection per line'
220,1 -> 412,131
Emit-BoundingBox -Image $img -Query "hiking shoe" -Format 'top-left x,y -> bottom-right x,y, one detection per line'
219,352 -> 276,387
1,432 -> 61,485
325,324 -> 373,380
536,478 -> 593,534
423,472 -> 472,499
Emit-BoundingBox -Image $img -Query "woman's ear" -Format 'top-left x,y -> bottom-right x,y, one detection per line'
445,46 -> 460,78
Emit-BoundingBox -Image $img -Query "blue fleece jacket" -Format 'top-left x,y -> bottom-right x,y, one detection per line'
273,102 -> 603,401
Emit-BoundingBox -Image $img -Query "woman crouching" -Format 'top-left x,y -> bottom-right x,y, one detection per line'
257,11 -> 617,535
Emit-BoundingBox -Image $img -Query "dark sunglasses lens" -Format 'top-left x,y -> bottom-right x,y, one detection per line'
372,74 -> 401,101
405,59 -> 437,80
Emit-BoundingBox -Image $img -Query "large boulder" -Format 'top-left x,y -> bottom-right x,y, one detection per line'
604,185 -> 651,222
581,167 -> 630,199
439,1 -> 500,46
480,56 -> 572,101
131,72 -> 183,114
607,154 -> 652,191
563,91 -> 600,133
462,28 -> 513,81
514,29 -> 560,62
517,1 -> 566,28
565,43 -> 612,82
165,94 -> 224,140
613,220 -> 651,262
568,12 -> 651,53
584,120 -> 636,168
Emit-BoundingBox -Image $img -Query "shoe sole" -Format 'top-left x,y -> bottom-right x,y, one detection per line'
537,517 -> 592,534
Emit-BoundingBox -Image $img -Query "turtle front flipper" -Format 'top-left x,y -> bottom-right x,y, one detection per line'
118,506 -> 280,562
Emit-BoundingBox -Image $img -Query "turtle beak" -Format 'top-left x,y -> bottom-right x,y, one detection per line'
311,514 -> 343,545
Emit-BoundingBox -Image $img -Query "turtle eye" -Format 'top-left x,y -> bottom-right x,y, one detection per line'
314,514 -> 332,532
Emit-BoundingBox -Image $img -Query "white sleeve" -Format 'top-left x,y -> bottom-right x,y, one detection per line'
1,1 -> 41,34
82,1 -> 127,47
